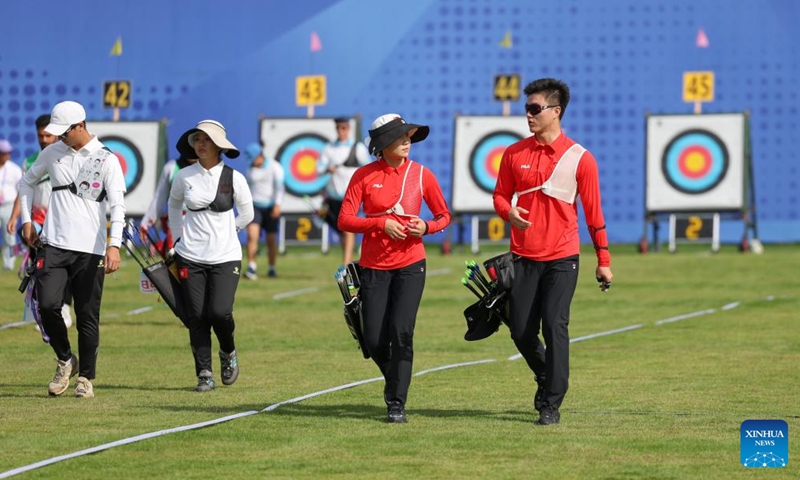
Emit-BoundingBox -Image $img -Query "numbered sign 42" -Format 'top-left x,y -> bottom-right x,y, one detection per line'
103,80 -> 131,108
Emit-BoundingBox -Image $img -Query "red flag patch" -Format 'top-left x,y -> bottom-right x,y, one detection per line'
179,267 -> 189,279
35,258 -> 44,270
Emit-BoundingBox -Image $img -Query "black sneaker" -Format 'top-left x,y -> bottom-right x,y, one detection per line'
537,405 -> 560,425
219,350 -> 239,386
534,379 -> 546,412
195,370 -> 216,392
387,401 -> 407,424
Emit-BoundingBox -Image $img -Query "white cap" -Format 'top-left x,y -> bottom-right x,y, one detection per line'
0,139 -> 12,153
45,101 -> 87,136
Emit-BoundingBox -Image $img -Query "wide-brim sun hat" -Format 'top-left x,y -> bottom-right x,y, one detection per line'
365,113 -> 429,156
186,119 -> 240,159
175,129 -> 197,160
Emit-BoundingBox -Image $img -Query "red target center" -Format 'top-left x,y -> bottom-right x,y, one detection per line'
290,148 -> 319,182
483,146 -> 506,179
114,152 -> 128,175
678,146 -> 712,179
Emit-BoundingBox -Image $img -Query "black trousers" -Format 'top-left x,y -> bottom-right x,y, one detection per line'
176,256 -> 241,376
35,245 -> 105,379
507,255 -> 579,409
359,259 -> 426,407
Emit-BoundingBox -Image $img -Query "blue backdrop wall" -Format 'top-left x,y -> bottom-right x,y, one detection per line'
1,0 -> 798,244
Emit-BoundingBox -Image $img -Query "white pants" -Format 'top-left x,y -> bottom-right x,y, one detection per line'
0,202 -> 18,270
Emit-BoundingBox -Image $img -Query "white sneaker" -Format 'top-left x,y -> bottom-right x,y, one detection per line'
61,304 -> 73,328
49,354 -> 79,396
244,267 -> 258,280
75,376 -> 94,398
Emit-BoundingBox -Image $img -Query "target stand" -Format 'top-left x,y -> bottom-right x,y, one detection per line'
641,111 -> 759,253
278,215 -> 329,254
668,213 -> 720,253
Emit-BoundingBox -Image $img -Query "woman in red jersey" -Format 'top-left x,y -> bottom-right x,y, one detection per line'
338,114 -> 451,424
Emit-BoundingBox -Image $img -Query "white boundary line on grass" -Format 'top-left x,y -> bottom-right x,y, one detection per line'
0,295 -> 788,478
0,321 -> 28,330
0,411 -> 260,479
272,287 -> 321,300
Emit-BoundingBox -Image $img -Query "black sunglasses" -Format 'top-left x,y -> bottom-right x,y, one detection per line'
59,123 -> 80,139
525,103 -> 560,116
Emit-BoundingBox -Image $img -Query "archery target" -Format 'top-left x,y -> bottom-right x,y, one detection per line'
470,131 -> 523,194
453,116 -> 529,212
646,113 -> 745,212
261,117 -> 357,214
87,121 -> 162,216
275,133 -> 329,196
101,136 -> 144,192
662,129 -> 728,194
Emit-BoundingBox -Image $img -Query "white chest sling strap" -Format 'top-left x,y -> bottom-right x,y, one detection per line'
53,147 -> 113,202
366,161 -> 424,218
516,143 -> 586,204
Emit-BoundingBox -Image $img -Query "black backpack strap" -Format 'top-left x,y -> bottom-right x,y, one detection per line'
342,142 -> 360,167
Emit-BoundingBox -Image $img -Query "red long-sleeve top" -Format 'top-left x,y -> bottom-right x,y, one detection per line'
339,158 -> 451,270
493,132 -> 611,267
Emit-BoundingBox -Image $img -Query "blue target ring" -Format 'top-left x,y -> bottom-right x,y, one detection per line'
275,133 -> 329,196
662,129 -> 728,194
100,136 -> 144,192
469,131 -> 522,193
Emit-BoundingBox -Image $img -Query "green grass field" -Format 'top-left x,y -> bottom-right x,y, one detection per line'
0,243 -> 798,479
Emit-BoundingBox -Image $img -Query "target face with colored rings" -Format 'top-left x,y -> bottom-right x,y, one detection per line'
276,133 -> 330,196
469,131 -> 522,193
661,129 -> 729,194
100,136 -> 144,192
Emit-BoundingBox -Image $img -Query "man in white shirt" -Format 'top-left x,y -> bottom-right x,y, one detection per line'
18,101 -> 127,399
0,139 -> 23,271
316,117 -> 370,266
243,142 -> 285,279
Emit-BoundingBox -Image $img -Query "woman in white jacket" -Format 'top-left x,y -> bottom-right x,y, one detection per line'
168,120 -> 253,392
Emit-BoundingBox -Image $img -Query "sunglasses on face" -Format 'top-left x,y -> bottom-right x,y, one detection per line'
59,123 -> 79,139
525,103 -> 560,116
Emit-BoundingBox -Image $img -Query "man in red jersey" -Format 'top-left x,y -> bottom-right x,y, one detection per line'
339,113 -> 450,424
493,78 -> 613,426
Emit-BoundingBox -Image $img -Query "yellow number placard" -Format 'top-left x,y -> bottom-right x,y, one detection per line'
103,80 -> 131,109
683,71 -> 714,103
493,74 -> 520,101
296,76 -> 327,106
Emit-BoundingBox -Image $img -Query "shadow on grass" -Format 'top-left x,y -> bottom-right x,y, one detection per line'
267,402 -> 534,424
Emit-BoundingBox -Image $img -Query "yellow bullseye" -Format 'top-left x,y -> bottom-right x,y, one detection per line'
684,152 -> 706,173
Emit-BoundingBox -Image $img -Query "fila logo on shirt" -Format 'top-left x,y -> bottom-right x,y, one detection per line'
520,165 -> 531,169
373,184 -> 383,188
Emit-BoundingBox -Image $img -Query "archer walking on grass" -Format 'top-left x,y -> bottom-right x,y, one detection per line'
168,120 -> 253,392
338,113 -> 450,423
493,78 -> 613,425
18,101 -> 127,399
